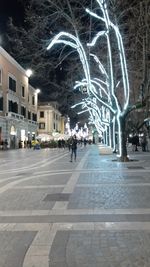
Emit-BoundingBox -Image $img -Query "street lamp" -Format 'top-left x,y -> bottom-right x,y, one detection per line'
36,88 -> 41,94
26,69 -> 33,77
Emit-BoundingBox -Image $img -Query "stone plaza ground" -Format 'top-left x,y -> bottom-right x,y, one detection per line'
0,144 -> 150,266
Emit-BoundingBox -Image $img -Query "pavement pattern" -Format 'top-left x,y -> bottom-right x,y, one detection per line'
0,144 -> 150,266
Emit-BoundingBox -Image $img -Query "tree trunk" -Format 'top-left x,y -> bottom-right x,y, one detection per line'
119,115 -> 129,162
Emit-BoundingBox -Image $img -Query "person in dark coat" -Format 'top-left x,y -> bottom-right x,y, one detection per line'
70,135 -> 77,162
132,135 -> 139,151
141,135 -> 147,152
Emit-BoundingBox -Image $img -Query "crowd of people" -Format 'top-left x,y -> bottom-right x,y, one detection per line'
57,137 -> 91,150
57,136 -> 91,162
129,134 -> 149,152
18,140 -> 32,149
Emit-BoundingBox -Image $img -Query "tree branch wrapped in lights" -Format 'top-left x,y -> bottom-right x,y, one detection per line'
47,0 -> 131,161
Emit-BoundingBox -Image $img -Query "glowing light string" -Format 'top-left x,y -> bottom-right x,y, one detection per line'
76,78 -> 110,101
87,31 -> 107,47
94,78 -> 109,87
112,116 -> 116,152
47,28 -> 115,122
72,98 -> 109,126
89,54 -> 113,111
86,0 -> 129,156
110,23 -> 130,110
88,83 -> 116,114
71,97 -> 110,136
90,79 -> 111,102
47,32 -> 91,96
47,0 -> 130,157
88,23 -> 120,139
73,79 -> 115,149
90,53 -> 108,78
74,79 -> 116,114
47,27 -> 115,147
87,1 -> 129,113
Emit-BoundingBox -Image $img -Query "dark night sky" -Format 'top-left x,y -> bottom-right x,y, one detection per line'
0,1 -> 80,121
0,0 -> 24,33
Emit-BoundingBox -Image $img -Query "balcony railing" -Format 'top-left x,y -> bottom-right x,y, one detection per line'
5,112 -> 24,120
5,112 -> 38,125
28,120 -> 38,125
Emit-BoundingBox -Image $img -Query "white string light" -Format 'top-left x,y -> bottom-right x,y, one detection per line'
47,0 -> 130,158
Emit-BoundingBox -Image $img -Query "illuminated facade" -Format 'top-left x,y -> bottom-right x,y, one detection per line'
0,46 -> 38,148
37,102 -> 65,136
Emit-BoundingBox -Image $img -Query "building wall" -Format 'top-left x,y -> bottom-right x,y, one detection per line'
0,47 -> 28,116
37,103 -> 64,136
61,116 -> 65,134
0,47 -> 66,147
0,46 -> 38,148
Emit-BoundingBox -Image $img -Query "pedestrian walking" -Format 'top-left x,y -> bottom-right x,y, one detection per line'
70,135 -> 77,162
67,138 -> 72,151
4,139 -> 8,150
131,135 -> 139,151
29,140 -> 32,148
84,138 -> 87,147
141,134 -> 147,152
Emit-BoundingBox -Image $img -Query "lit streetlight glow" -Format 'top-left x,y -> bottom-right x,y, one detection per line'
26,69 -> 33,77
36,88 -> 41,94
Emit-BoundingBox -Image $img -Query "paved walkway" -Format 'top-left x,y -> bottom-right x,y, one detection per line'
0,144 -> 150,266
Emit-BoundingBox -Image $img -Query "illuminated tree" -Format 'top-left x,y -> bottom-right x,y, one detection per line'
47,0 -> 133,160
6,0 -> 149,133
109,0 -> 150,134
72,97 -> 110,135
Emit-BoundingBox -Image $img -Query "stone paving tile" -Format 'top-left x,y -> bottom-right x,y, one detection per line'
49,230 -> 150,267
127,166 -> 144,169
0,188 -> 63,210
0,145 -> 150,267
48,157 -> 80,170
68,186 -> 150,209
17,174 -> 70,186
77,173 -> 150,184
84,160 -> 126,170
1,214 -> 150,223
44,193 -> 71,202
0,231 -> 36,267
0,180 -> 16,187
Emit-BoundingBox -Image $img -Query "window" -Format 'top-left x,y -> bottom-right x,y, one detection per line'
39,122 -> 45,129
40,111 -> 44,118
0,97 -> 3,111
28,111 -> 31,120
32,96 -> 35,105
0,69 -> 2,85
22,86 -> 25,97
8,100 -> 18,113
9,76 -> 16,92
21,106 -> 26,117
32,113 -> 37,121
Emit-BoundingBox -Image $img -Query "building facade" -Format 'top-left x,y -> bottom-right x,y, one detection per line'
0,46 -> 38,148
37,102 -> 65,137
